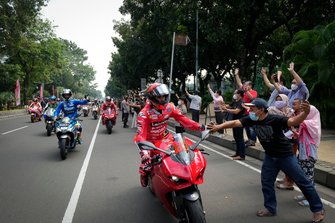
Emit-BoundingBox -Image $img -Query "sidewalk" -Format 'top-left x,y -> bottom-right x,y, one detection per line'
0,109 -> 27,119
169,113 -> 335,190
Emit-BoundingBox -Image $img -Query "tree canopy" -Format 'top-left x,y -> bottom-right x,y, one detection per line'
107,0 -> 334,128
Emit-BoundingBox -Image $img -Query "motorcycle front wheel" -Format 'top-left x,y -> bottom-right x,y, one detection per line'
106,120 -> 112,134
46,124 -> 52,136
59,138 -> 68,160
181,199 -> 206,223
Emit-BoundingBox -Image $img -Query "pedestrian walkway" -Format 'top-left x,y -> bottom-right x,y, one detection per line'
169,113 -> 335,189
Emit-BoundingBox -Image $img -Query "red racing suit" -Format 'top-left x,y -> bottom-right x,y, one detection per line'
134,102 -> 202,173
29,102 -> 42,117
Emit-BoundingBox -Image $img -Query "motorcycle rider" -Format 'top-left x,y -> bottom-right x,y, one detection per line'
100,96 -> 117,124
43,95 -> 58,113
54,89 -> 89,144
29,97 -> 43,119
134,83 -> 205,187
91,98 -> 100,113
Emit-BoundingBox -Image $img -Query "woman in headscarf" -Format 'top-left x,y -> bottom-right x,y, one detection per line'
292,105 -> 321,207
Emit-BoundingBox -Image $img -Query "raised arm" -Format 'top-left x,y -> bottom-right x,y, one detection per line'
234,68 -> 243,89
287,101 -> 310,127
261,67 -> 274,89
271,72 -> 282,92
207,84 -> 216,99
288,62 -> 303,84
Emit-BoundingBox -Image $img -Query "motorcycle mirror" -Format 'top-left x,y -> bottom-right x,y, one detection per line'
137,141 -> 172,155
201,130 -> 210,140
137,141 -> 156,151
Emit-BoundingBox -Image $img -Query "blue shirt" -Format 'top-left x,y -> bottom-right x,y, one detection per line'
280,82 -> 309,107
54,99 -> 88,119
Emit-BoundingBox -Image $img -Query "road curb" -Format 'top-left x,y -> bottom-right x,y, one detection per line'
168,121 -> 335,190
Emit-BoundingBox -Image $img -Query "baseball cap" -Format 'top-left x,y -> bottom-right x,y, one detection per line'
245,98 -> 268,110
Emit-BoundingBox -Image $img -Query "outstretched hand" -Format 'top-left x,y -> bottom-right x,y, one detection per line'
207,122 -> 220,133
261,67 -> 267,75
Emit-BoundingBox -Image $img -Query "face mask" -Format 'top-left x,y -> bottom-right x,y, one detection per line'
178,101 -> 182,105
249,112 -> 259,121
274,101 -> 287,109
291,84 -> 298,91
233,95 -> 238,100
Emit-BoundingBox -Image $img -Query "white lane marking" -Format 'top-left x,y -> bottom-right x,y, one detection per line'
1,126 -> 28,135
170,129 -> 335,209
62,116 -> 101,223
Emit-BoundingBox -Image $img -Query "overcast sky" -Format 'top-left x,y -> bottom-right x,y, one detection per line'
41,0 -> 127,96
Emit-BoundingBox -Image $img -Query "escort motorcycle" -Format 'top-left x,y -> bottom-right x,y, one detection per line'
92,104 -> 99,120
136,130 -> 210,223
29,106 -> 41,122
43,107 -> 56,136
55,116 -> 82,160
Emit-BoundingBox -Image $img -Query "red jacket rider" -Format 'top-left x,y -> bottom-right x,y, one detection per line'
134,83 -> 203,187
29,98 -> 42,117
101,96 -> 117,124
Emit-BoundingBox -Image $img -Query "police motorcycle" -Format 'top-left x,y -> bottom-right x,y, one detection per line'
92,104 -> 99,120
55,115 -> 82,160
43,107 -> 56,136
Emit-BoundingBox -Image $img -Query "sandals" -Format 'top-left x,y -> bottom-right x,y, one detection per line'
294,195 -> 305,201
298,199 -> 310,207
276,183 -> 294,190
312,209 -> 325,223
256,209 -> 275,217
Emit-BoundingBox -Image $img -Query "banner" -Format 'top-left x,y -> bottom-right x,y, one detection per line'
15,79 -> 20,106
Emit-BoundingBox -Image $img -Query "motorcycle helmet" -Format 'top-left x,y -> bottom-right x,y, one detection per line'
49,95 -> 56,104
145,83 -> 170,110
94,98 -> 98,103
106,96 -> 111,102
62,89 -> 72,101
33,98 -> 38,102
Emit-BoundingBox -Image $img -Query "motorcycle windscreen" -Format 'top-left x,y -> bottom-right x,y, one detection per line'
172,134 -> 191,165
45,108 -> 55,117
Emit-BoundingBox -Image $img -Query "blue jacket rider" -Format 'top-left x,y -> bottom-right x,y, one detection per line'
54,89 -> 88,144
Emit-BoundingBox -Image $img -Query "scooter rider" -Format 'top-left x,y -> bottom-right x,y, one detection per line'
54,89 -> 89,144
134,83 -> 205,187
91,98 -> 100,112
100,96 -> 117,124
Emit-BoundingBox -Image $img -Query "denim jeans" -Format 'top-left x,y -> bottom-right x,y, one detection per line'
245,126 -> 256,142
261,154 -> 323,214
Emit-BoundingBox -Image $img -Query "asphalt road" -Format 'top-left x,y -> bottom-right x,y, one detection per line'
0,114 -> 334,223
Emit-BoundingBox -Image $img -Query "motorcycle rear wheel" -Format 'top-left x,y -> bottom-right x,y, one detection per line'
31,115 -> 34,123
181,199 -> 206,223
59,138 -> 68,160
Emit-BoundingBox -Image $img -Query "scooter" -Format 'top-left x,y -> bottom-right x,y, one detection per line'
55,116 -> 82,160
102,107 -> 117,134
43,107 -> 56,136
136,129 -> 210,223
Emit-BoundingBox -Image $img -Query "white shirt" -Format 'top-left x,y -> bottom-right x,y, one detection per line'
188,94 -> 201,111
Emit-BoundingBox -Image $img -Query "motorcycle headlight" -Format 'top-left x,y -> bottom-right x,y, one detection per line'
171,176 -> 179,182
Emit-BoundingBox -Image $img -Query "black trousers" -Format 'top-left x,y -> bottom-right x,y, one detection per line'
191,109 -> 200,122
215,111 -> 224,134
123,113 -> 129,126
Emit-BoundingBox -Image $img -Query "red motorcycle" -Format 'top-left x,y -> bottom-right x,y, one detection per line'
136,130 -> 210,223
28,106 -> 42,123
101,107 -> 117,134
